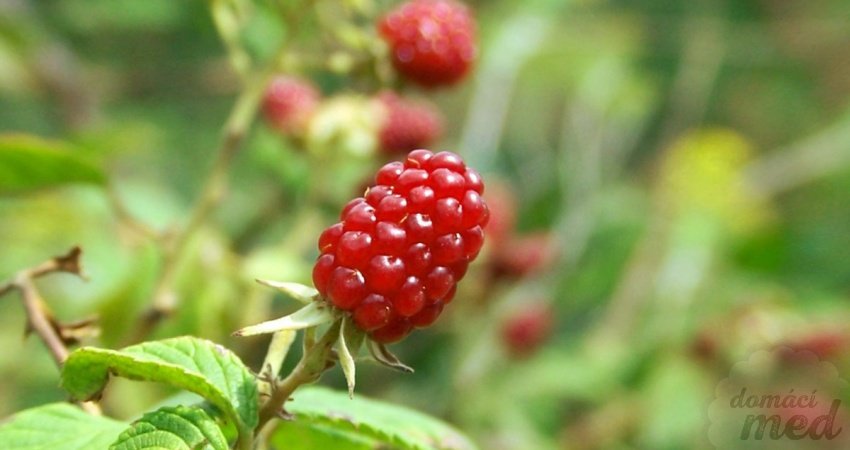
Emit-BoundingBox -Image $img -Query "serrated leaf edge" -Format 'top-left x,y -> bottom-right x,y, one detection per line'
61,337 -> 257,446
109,405 -> 228,450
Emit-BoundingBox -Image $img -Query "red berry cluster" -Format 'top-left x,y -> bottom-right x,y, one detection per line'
500,303 -> 554,358
262,76 -> 320,135
484,181 -> 559,279
378,0 -> 476,88
312,149 -> 488,343
377,91 -> 443,155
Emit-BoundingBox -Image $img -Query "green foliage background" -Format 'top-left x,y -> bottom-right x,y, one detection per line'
2,0 -> 850,449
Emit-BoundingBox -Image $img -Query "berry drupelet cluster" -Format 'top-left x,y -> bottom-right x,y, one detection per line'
262,76 -> 320,135
312,149 -> 488,343
378,0 -> 476,88
377,91 -> 443,155
500,303 -> 554,358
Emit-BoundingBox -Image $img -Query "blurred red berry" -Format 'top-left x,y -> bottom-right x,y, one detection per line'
313,149 -> 488,343
262,76 -> 320,135
781,330 -> 850,362
377,91 -> 443,155
501,303 -> 555,358
482,181 -> 516,247
378,0 -> 476,87
492,232 -> 559,278
772,395 -> 850,442
690,329 -> 719,362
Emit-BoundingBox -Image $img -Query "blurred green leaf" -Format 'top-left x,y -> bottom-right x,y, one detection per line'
60,337 -> 258,443
110,405 -> 227,450
639,355 -> 711,449
56,0 -> 187,32
279,386 -> 478,450
0,403 -> 125,450
0,134 -> 105,195
271,420 -> 380,450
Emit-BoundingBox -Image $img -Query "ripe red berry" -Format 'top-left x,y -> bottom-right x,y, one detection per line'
353,294 -> 393,331
500,303 -> 555,358
378,0 -> 477,87
377,91 -> 444,155
481,180 -> 516,247
313,149 -> 488,343
262,76 -> 320,135
781,330 -> 850,362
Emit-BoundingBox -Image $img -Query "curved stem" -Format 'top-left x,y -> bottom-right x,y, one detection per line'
0,247 -> 102,415
256,321 -> 341,433
129,70 -> 273,342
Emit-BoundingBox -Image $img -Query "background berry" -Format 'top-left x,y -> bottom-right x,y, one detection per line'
378,0 -> 477,87
262,75 -> 320,135
481,180 -> 517,248
377,91 -> 444,155
491,232 -> 559,278
313,149 -> 488,343
500,303 -> 555,358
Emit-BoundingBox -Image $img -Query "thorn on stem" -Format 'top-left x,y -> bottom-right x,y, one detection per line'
54,246 -> 86,278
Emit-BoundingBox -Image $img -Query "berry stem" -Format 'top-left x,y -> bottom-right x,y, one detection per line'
256,320 -> 342,433
127,0 -> 321,342
129,68 -> 272,343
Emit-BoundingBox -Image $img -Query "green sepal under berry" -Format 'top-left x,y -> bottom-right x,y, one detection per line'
233,301 -> 335,336
255,279 -> 319,304
338,316 -> 366,398
367,339 -> 414,373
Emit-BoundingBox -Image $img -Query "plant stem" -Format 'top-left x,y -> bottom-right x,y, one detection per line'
106,184 -> 160,240
130,0 -> 313,342
130,70 -> 271,342
256,321 -> 341,433
17,276 -> 69,365
0,247 -> 102,415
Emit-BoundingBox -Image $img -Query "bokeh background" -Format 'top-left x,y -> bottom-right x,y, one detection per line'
2,0 -> 850,449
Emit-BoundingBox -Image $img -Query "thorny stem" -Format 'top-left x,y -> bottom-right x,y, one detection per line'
0,247 -> 102,415
256,321 -> 342,433
17,277 -> 69,364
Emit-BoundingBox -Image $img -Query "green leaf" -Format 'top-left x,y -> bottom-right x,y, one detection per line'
0,403 -> 126,450
61,337 -> 258,445
270,421 -> 379,450
109,405 -> 228,450
0,134 -> 106,195
280,386 -> 478,450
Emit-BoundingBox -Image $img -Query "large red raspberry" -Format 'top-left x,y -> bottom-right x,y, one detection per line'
262,76 -> 320,135
378,0 -> 476,88
313,149 -> 488,343
377,91 -> 444,155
